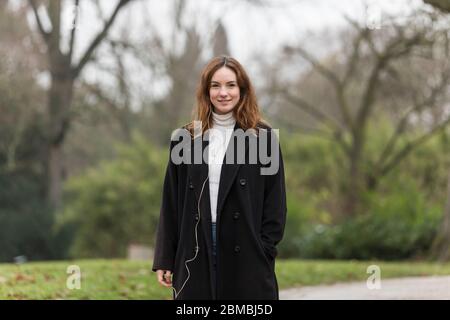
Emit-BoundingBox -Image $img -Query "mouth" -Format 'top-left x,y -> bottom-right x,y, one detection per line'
218,100 -> 232,103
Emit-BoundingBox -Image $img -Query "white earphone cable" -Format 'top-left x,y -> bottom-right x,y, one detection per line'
172,175 -> 209,299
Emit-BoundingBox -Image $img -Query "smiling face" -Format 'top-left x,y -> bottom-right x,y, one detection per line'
209,67 -> 241,115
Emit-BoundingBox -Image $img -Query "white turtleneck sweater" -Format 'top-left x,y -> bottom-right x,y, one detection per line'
209,111 -> 236,223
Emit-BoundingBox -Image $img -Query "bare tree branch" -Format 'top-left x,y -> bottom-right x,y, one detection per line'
343,14 -> 382,57
28,0 -> 51,42
46,0 -> 63,56
355,58 -> 386,133
68,0 -> 80,61
284,45 -> 354,129
380,116 -> 450,177
342,31 -> 366,86
355,31 -> 428,135
375,69 -> 450,171
269,111 -> 337,141
278,88 -> 351,155
72,0 -> 133,79
279,88 -> 342,129
285,45 -> 341,87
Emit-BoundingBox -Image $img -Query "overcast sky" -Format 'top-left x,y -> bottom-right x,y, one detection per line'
19,0 -> 427,102
138,0 -> 425,61
224,0 -> 424,59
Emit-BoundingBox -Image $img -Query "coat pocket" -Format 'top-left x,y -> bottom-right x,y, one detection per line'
259,238 -> 277,261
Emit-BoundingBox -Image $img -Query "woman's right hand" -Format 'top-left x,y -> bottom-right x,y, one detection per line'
156,269 -> 173,287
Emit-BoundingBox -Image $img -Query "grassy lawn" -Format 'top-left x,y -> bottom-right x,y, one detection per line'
0,259 -> 449,299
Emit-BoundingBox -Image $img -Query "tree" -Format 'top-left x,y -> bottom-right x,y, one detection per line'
423,0 -> 450,261
276,11 -> 450,217
0,2 -> 72,262
213,21 -> 231,57
27,0 -> 135,210
80,38 -> 137,144
424,0 -> 450,12
431,172 -> 450,260
0,2 -> 45,173
137,0 -> 209,145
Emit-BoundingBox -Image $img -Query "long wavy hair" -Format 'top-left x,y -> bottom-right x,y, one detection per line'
186,55 -> 268,137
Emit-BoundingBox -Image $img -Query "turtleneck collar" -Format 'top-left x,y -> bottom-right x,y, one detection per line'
212,110 -> 236,128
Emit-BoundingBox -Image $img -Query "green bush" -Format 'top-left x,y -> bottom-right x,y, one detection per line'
282,170 -> 442,260
0,117 -> 63,262
278,128 -> 448,260
0,171 -> 57,262
58,133 -> 166,258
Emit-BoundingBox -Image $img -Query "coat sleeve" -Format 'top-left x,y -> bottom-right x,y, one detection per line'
152,141 -> 179,272
260,131 -> 287,260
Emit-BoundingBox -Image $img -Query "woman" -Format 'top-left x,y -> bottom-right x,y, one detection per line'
153,55 -> 287,300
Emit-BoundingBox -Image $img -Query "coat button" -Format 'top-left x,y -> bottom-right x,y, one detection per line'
239,178 -> 246,186
189,183 -> 194,189
234,245 -> 241,253
233,212 -> 240,220
194,214 -> 199,221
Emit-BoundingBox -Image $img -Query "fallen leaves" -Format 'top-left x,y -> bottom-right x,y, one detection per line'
14,273 -> 36,283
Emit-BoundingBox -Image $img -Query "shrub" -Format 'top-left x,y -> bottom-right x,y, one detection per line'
58,133 -> 166,258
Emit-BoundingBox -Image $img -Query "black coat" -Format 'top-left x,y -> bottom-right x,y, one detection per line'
152,123 -> 287,300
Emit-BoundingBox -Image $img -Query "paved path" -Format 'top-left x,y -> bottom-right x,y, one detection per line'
280,276 -> 450,300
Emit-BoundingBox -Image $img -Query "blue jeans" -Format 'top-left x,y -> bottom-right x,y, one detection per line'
211,222 -> 217,257
211,222 -> 217,284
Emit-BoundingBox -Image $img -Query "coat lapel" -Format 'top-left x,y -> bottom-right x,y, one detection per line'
189,138 -> 213,257
189,136 -> 215,296
216,122 -> 248,220
190,136 -> 212,225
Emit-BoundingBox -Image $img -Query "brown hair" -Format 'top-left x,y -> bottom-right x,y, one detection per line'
186,55 -> 268,137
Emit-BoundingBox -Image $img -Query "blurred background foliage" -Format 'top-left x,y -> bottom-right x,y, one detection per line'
279,123 -> 448,260
1,0 -> 450,263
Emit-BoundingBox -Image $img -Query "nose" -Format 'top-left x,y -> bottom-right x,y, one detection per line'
219,87 -> 228,97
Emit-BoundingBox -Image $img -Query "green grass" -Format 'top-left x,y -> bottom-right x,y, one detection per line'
0,259 -> 449,299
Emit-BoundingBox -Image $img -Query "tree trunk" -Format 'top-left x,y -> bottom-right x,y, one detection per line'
47,71 -> 73,210
28,0 -> 133,210
342,134 -> 365,218
430,171 -> 450,261
48,144 -> 63,209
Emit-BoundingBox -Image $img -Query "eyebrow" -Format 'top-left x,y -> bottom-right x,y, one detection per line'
210,80 -> 237,84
